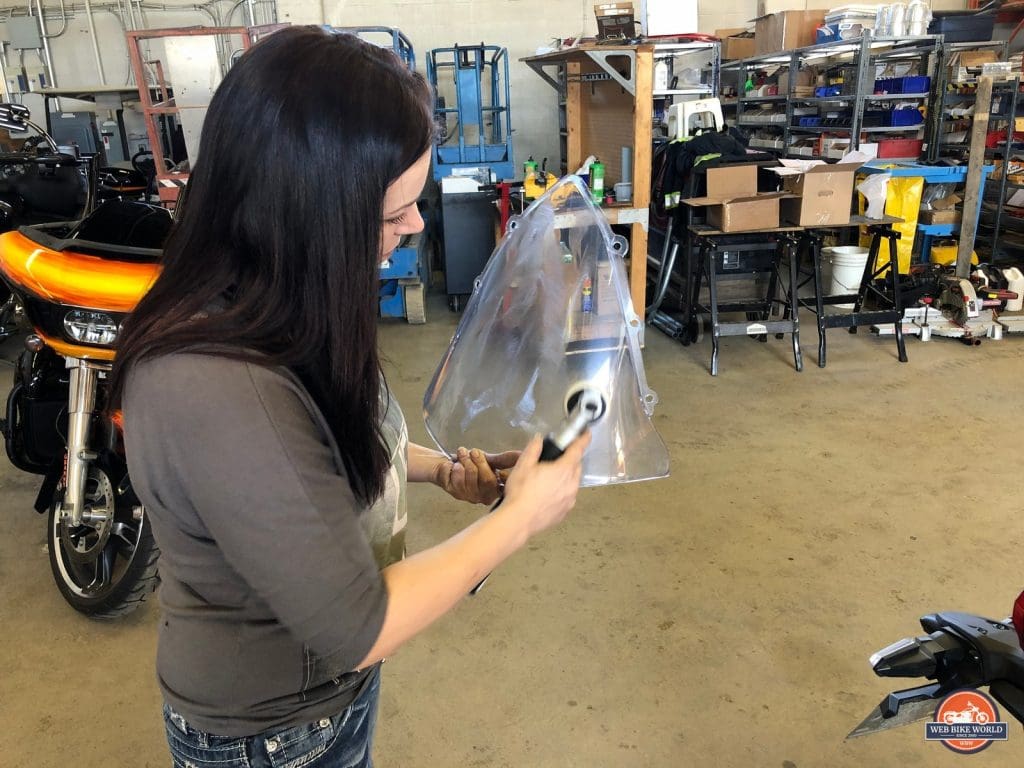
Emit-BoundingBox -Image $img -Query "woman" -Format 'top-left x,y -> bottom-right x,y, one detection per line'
109,26 -> 588,768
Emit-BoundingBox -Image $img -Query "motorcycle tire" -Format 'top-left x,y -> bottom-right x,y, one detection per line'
47,456 -> 160,618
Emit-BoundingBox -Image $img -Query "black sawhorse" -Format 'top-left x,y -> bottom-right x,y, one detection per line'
689,225 -> 804,376
798,222 -> 907,367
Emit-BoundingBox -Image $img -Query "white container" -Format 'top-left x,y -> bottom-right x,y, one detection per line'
824,246 -> 871,309
654,60 -> 670,92
640,0 -> 698,37
825,6 -> 879,26
875,5 -> 892,36
889,3 -> 907,37
907,0 -> 930,36
1004,267 -> 1024,312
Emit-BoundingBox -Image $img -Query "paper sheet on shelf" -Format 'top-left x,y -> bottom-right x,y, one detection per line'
839,150 -> 875,165
1008,189 -> 1024,207
768,158 -> 828,176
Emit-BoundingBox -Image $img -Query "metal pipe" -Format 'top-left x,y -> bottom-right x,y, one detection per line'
133,0 -> 147,29
0,49 -> 8,101
64,361 -> 100,527
245,0 -> 254,25
84,0 -> 106,84
36,0 -> 69,37
32,0 -> 58,89
223,0 -> 244,24
118,0 -> 134,30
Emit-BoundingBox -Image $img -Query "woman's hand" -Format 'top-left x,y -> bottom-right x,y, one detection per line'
498,432 -> 590,537
432,447 -> 520,505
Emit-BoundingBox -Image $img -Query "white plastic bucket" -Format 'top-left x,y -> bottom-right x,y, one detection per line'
824,246 -> 870,309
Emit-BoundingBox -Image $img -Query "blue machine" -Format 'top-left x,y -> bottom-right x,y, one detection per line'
328,26 -> 432,323
380,231 -> 430,324
426,44 -> 514,181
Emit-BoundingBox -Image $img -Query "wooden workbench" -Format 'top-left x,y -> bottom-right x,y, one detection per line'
523,44 -> 655,320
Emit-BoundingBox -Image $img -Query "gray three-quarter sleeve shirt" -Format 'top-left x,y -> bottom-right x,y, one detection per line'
123,353 -> 408,737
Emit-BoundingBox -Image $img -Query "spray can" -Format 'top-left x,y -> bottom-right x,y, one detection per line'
590,159 -> 605,204
524,155 -> 538,180
581,276 -> 593,313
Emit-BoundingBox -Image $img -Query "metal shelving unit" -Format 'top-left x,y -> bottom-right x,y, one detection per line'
929,40 -> 1008,162
977,77 -> 1024,263
722,33 -> 940,160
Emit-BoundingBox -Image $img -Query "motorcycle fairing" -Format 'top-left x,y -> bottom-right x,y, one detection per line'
0,228 -> 159,313
423,175 -> 669,487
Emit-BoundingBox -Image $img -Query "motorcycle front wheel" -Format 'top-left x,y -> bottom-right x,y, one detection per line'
48,458 -> 160,618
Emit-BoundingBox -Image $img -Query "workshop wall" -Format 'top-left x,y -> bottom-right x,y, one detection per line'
280,0 -> 603,180
0,0 -> 970,173
0,5 -> 223,148
276,0 -> 768,180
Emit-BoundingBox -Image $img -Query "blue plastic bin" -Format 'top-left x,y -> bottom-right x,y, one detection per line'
873,76 -> 931,94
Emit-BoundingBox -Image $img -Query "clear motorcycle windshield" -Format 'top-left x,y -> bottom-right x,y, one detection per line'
423,175 -> 669,486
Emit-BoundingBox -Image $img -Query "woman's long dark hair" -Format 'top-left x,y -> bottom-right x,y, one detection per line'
109,26 -> 435,503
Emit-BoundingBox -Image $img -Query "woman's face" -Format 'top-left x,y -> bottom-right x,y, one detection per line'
380,150 -> 431,262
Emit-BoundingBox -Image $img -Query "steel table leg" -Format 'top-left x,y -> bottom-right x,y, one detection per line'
786,237 -> 803,372
705,242 -> 720,376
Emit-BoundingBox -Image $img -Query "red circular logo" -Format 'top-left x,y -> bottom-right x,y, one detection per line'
934,690 -> 1001,754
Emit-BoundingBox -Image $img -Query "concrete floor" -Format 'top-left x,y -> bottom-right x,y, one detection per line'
1,295 -> 1022,767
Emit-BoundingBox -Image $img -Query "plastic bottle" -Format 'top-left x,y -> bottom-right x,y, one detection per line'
590,159 -> 605,204
523,155 -> 537,180
654,60 -> 669,92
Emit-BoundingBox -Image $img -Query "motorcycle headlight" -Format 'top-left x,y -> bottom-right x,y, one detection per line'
63,309 -> 119,345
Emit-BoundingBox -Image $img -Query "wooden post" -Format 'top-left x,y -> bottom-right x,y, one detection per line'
957,74 -> 993,278
631,47 -> 654,322
566,61 -> 582,173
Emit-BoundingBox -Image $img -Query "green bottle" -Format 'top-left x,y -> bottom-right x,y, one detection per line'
524,155 -> 538,179
590,159 -> 605,203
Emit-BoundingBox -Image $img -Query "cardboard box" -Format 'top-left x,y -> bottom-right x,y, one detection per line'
754,10 -> 826,55
716,27 -> 756,60
707,195 -> 785,232
707,164 -> 757,198
920,193 -> 961,225
947,50 -> 998,83
777,68 -> 813,93
919,209 -> 962,225
758,0 -> 806,15
778,160 -> 863,226
595,2 -> 635,38
595,1 -> 633,14
681,164 -> 787,232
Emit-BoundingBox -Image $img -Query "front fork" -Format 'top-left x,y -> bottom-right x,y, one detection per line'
62,359 -> 106,527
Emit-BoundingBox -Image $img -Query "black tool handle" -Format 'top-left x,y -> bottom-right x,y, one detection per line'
538,436 -> 564,463
469,436 -> 567,596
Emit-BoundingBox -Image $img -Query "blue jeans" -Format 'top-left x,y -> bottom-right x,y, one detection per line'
163,667 -> 380,768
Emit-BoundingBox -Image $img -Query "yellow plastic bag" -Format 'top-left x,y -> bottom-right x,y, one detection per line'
858,175 -> 923,275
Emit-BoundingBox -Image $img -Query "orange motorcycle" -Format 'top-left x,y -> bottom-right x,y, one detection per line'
0,104 -> 172,616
